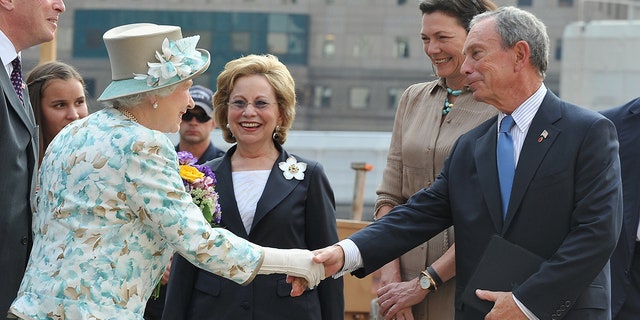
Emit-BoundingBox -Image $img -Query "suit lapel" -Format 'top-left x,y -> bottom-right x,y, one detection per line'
210,149 -> 249,238
475,118 -> 504,232
252,148 -> 301,230
0,57 -> 35,130
503,92 -> 562,230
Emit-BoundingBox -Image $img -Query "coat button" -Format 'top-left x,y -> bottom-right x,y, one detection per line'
241,301 -> 250,310
21,236 -> 28,245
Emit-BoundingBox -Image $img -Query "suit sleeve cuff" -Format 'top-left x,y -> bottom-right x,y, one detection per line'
513,294 -> 539,320
331,239 -> 363,279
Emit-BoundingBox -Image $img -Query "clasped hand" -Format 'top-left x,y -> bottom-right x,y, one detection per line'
286,245 -> 345,296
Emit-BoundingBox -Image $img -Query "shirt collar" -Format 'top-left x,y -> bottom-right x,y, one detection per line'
499,84 -> 547,133
0,29 -> 19,75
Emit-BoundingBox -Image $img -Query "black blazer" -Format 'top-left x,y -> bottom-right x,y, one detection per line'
164,143 -> 344,320
601,98 -> 640,318
350,90 -> 622,320
0,57 -> 38,314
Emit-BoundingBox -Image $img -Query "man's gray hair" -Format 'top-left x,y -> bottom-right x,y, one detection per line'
471,6 -> 549,78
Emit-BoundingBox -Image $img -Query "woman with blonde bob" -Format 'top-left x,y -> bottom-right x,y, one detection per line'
164,54 -> 343,320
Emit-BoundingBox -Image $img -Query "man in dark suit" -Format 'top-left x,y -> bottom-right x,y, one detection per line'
601,98 -> 640,320
314,7 -> 622,320
0,0 -> 66,315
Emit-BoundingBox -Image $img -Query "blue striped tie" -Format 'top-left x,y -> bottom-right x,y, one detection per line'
497,115 -> 515,219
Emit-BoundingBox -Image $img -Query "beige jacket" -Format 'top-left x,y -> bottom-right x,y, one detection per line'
375,78 -> 498,319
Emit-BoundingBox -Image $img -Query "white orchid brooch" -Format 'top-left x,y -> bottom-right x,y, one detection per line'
279,156 -> 307,180
134,35 -> 204,87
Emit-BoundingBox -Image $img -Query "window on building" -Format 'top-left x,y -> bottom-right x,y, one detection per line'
323,34 -> 336,57
231,32 -> 250,52
517,0 -> 532,6
353,36 -> 372,57
350,87 -> 370,109
555,38 -> 562,61
268,33 -> 288,54
388,88 -> 404,109
84,78 -> 97,101
394,37 -> 410,58
313,86 -> 332,108
558,0 -> 573,7
398,0 -> 407,5
85,29 -> 104,50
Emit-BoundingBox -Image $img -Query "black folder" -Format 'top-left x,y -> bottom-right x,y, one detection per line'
461,235 -> 545,315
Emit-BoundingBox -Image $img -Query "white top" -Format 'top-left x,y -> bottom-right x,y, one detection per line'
232,170 -> 270,234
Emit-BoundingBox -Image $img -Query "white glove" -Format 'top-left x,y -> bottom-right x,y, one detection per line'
257,247 -> 325,289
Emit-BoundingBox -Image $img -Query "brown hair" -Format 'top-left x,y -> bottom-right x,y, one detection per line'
26,61 -> 86,163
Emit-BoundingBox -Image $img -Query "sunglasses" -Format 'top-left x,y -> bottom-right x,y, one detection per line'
182,112 -> 211,123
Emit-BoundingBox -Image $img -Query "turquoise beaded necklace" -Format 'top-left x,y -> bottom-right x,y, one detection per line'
442,87 -> 463,115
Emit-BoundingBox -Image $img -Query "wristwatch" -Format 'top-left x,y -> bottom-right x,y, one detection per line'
419,270 -> 437,291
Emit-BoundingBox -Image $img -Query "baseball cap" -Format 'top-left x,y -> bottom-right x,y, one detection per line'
189,85 -> 214,117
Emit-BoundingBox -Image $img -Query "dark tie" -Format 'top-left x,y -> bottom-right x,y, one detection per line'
497,115 -> 515,218
10,57 -> 24,102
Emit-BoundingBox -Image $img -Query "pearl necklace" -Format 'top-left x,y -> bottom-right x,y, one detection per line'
116,107 -> 139,123
442,87 -> 463,116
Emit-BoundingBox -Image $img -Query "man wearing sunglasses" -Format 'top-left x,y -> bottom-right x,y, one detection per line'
176,84 -> 226,164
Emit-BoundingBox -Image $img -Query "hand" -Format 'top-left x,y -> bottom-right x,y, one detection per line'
286,275 -> 308,297
476,289 -> 528,320
312,245 -> 345,278
258,247 -> 325,290
377,278 -> 426,320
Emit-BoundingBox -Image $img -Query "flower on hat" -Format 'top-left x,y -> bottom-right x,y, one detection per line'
279,156 -> 307,180
134,35 -> 205,87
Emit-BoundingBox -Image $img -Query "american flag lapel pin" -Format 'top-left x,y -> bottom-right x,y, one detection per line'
537,130 -> 548,143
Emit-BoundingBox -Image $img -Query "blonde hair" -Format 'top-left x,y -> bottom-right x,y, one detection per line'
213,54 -> 296,144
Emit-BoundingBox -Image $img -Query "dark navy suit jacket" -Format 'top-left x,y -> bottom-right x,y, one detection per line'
350,90 -> 622,320
601,98 -> 640,318
163,143 -> 344,320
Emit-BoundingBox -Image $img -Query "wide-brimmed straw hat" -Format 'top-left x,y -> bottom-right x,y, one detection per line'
98,23 -> 210,101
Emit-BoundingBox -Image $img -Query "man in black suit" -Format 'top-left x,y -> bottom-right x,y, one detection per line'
601,98 -> 640,320
0,0 -> 66,315
314,7 -> 622,320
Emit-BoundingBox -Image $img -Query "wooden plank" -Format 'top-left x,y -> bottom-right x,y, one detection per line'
337,219 -> 379,320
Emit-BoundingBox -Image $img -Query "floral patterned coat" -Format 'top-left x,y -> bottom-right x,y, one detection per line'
10,108 -> 263,320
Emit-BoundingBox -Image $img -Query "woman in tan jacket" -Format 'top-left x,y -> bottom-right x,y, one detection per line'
373,0 -> 497,319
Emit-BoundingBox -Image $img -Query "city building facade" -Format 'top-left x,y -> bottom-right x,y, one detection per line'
21,0 -> 632,131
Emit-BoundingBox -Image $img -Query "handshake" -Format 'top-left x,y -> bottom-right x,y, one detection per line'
256,245 -> 346,296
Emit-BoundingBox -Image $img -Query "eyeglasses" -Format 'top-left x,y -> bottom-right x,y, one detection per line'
228,100 -> 274,110
181,112 -> 211,123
